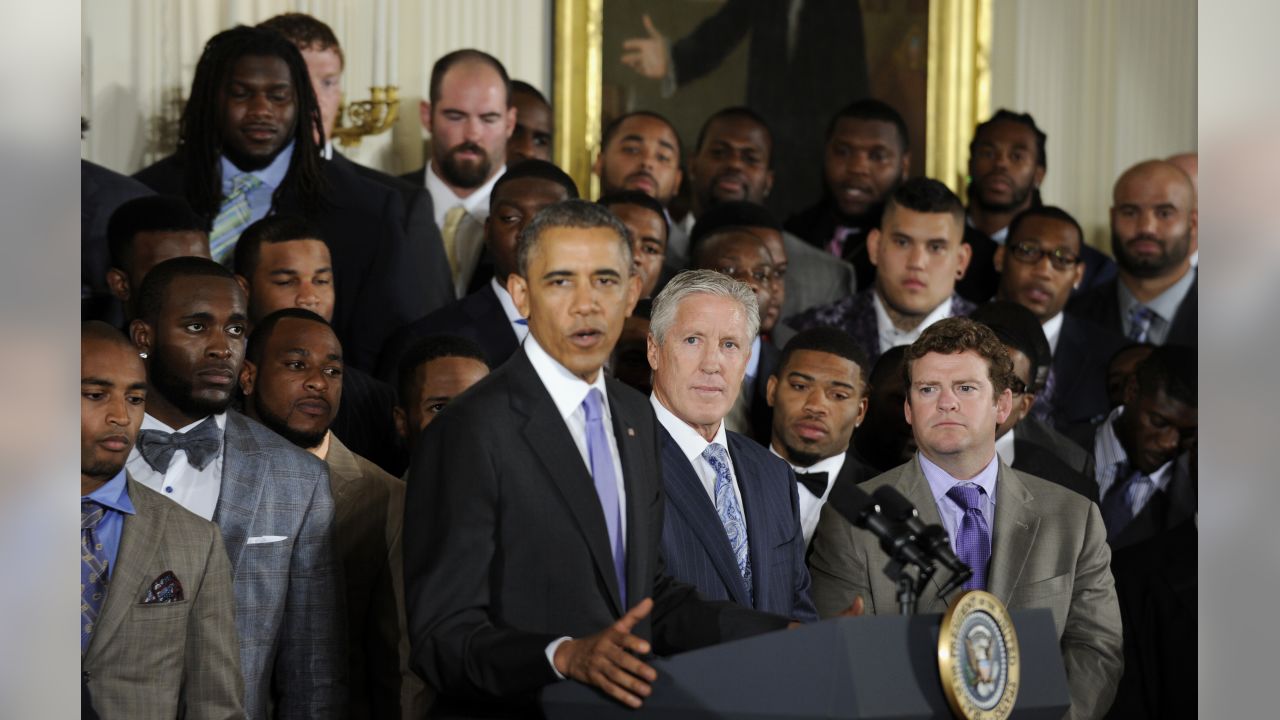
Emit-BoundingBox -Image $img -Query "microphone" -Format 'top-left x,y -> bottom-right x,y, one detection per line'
871,486 -> 972,594
825,480 -> 932,570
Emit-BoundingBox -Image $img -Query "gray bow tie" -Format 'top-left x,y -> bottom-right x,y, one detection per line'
137,416 -> 222,472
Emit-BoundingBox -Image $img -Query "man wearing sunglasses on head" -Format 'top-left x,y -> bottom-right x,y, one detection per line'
995,206 -> 1126,430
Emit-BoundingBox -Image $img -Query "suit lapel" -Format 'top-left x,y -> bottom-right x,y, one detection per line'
471,285 -> 519,362
324,434 -> 361,524
898,460 -> 949,611
213,412 -> 270,574
729,434 -> 770,607
88,477 -> 168,659
510,354 -> 623,616
607,381 -> 649,611
987,464 -> 1040,604
661,429 -> 752,606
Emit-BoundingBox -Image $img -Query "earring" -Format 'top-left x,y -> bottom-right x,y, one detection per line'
139,351 -> 148,359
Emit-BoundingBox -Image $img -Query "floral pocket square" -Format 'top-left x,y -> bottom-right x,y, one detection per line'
142,571 -> 184,603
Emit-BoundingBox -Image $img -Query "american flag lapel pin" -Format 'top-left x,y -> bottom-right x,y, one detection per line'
627,427 -> 636,437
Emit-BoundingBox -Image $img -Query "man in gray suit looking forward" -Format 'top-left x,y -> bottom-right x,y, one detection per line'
125,257 -> 345,719
807,317 -> 1122,720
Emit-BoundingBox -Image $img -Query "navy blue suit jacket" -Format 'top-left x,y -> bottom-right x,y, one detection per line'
658,427 -> 818,622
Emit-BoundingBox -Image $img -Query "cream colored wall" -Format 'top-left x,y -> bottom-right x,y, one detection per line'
989,0 -> 1197,249
81,0 -> 552,176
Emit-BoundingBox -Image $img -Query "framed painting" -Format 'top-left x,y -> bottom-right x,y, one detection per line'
554,0 -> 991,218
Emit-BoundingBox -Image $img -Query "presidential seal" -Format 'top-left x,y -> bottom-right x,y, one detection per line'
937,590 -> 1020,719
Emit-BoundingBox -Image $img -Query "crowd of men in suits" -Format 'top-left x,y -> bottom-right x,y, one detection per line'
80,12 -> 1196,720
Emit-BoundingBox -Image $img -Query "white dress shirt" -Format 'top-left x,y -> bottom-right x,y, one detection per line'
126,412 -> 227,520
1093,407 -> 1176,516
525,337 -> 628,676
424,161 -> 505,228
995,426 -> 1017,466
770,446 -> 846,546
1042,311 -> 1065,355
491,277 -> 530,345
872,292 -> 954,354
651,395 -> 745,511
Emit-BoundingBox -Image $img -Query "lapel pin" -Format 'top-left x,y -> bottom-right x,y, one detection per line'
627,427 -> 636,437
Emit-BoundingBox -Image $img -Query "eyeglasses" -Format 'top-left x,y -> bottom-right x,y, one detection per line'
714,266 -> 772,286
1009,241 -> 1082,271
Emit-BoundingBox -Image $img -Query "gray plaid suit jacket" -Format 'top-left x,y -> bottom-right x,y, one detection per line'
808,456 -> 1124,720
83,477 -> 244,719
216,411 -> 346,719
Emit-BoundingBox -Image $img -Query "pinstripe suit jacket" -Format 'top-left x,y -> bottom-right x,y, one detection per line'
808,456 -> 1123,720
216,411 -> 346,719
83,477 -> 244,720
658,428 -> 818,622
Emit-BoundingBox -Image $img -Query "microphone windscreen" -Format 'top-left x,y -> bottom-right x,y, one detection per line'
825,479 -> 877,528
872,485 -> 917,520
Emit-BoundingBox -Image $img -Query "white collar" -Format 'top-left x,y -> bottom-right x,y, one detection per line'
141,411 -> 227,434
426,161 -> 505,221
746,335 -> 762,379
995,424 -> 1017,465
1042,312 -> 1065,355
651,393 -> 730,466
491,277 -> 523,324
965,214 -> 1011,245
770,443 -> 847,479
872,291 -> 954,346
523,333 -> 609,423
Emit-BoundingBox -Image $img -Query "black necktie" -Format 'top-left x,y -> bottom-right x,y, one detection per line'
795,471 -> 829,498
137,416 -> 222,472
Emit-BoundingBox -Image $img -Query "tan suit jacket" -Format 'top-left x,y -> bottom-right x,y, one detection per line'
808,456 -> 1123,720
325,433 -> 427,719
83,477 -> 244,719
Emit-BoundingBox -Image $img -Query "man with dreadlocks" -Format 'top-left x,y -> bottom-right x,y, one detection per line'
134,25 -> 430,372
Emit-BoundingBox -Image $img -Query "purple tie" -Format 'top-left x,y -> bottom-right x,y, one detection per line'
946,484 -> 991,591
583,388 -> 627,603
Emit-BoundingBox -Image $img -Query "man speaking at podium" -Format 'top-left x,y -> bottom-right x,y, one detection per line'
807,318 -> 1123,719
404,201 -> 792,718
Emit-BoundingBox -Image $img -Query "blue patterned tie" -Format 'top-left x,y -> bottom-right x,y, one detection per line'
1127,305 -> 1156,343
582,389 -> 627,603
702,442 -> 753,602
209,173 -> 263,264
946,484 -> 991,591
81,501 -> 110,654
1101,466 -> 1146,541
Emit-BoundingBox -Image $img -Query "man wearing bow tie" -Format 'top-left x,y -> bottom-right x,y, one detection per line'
764,326 -> 877,548
81,321 -> 244,720
125,256 -> 345,719
646,269 -> 817,622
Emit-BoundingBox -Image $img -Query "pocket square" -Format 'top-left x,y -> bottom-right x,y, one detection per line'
142,571 -> 184,604
246,535 -> 288,544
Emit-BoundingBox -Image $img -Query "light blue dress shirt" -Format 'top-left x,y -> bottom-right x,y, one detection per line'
218,141 -> 296,228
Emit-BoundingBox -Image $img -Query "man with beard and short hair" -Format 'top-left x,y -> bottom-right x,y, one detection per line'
961,110 -> 1115,304
1069,160 -> 1198,347
765,327 -> 875,547
402,49 -> 516,296
133,25 -> 429,372
105,195 -> 212,325
240,308 -> 419,718
260,12 -> 454,318
787,178 -> 976,367
646,270 -> 818,622
599,191 -> 670,299
691,225 -> 778,443
235,214 -> 404,475
787,99 -> 910,291
80,321 -> 243,720
125,256 -> 343,718
995,206 -> 1127,428
593,111 -> 685,255
685,109 -> 856,320
378,160 -> 579,377
508,80 -> 554,165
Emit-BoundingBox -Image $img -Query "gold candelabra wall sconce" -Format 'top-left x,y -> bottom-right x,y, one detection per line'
332,85 -> 399,148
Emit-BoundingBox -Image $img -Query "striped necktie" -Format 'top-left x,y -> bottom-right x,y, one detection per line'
1127,305 -> 1156,343
210,173 -> 264,264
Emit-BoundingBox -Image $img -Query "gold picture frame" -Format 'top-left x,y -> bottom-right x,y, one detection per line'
553,0 -> 991,199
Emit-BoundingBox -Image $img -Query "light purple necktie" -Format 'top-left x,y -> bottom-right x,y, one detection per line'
1128,305 -> 1156,343
946,484 -> 991,591
583,388 -> 627,603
